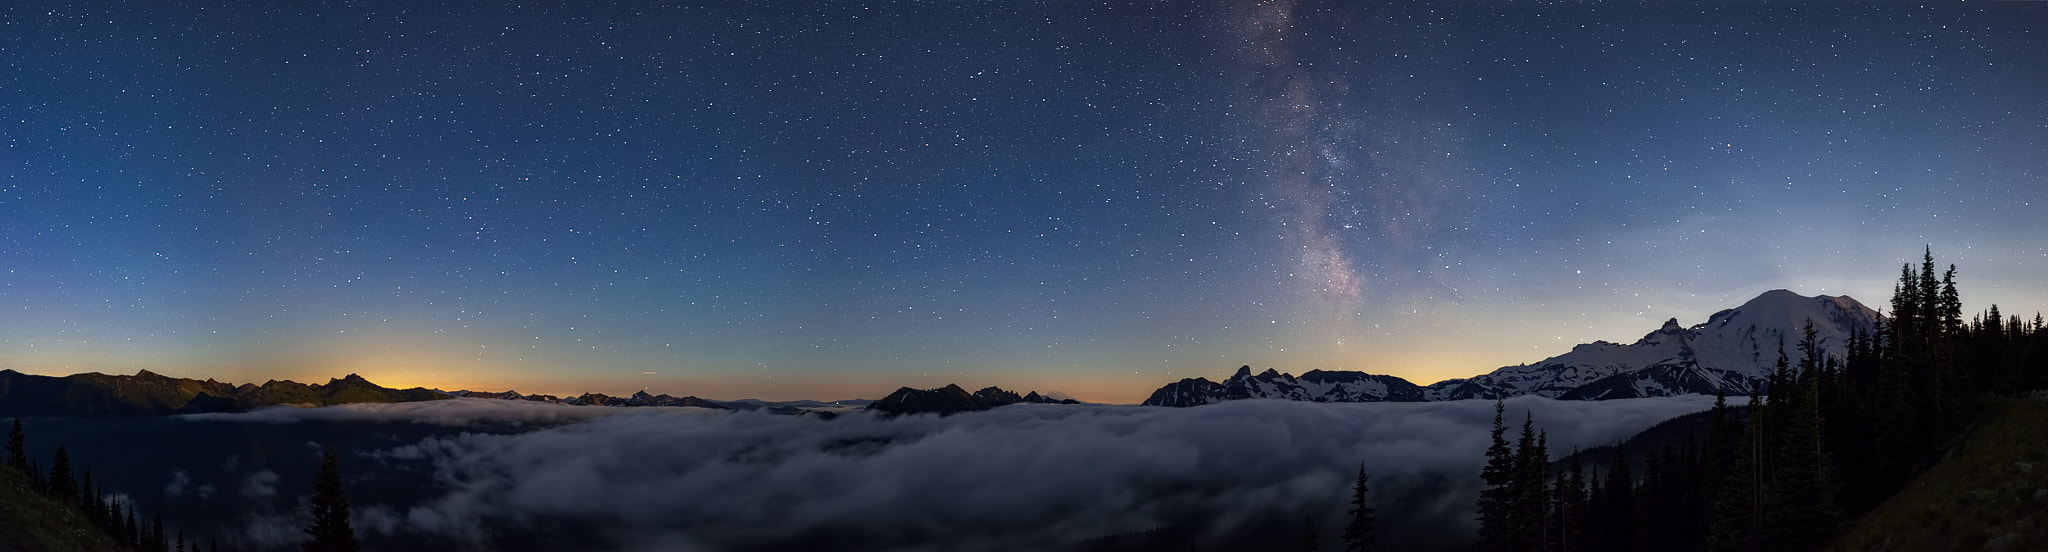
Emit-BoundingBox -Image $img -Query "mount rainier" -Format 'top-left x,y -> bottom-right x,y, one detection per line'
1142,289 -> 1881,406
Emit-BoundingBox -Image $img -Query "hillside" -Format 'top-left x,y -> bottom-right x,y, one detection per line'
1826,396 -> 2048,552
1548,400 -> 1745,475
0,468 -> 130,552
0,370 -> 447,419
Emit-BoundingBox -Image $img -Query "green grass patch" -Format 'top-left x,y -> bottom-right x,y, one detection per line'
1828,397 -> 2048,552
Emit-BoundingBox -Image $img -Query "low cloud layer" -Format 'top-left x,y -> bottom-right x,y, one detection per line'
221,395 -> 1721,551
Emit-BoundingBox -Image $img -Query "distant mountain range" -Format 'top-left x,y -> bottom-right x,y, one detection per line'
0,370 -> 869,419
0,289 -> 1885,418
0,370 -> 446,419
443,389 -> 872,415
1144,289 -> 1882,406
867,384 -> 1079,415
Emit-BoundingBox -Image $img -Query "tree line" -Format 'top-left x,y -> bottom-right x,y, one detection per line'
6,418 -> 195,552
1471,248 -> 2048,552
5,419 -> 360,552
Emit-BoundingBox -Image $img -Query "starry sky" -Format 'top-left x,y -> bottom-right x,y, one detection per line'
4,1 -> 2046,403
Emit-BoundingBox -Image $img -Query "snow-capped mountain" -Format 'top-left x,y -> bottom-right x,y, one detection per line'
1142,366 -> 1429,407
1142,289 -> 1882,406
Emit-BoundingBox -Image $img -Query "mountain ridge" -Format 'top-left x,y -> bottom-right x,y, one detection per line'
0,368 -> 888,419
867,384 -> 1081,415
0,369 -> 449,419
1144,289 -> 1883,406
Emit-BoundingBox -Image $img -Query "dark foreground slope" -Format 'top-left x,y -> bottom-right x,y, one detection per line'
0,468 -> 129,552
1826,396 -> 2048,552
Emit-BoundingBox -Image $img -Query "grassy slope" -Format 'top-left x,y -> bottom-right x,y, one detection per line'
1827,397 -> 2048,552
0,468 -> 130,552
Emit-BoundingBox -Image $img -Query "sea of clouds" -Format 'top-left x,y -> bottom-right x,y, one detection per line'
171,395 -> 1725,551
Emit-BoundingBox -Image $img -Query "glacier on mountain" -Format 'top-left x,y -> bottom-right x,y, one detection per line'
1143,290 -> 1882,406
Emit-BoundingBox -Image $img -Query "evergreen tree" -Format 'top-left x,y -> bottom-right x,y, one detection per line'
1637,449 -> 1665,552
5,418 -> 25,473
123,502 -> 138,548
1704,390 -> 1734,486
152,512 -> 167,552
1301,517 -> 1321,552
47,445 -> 76,503
115,500 -> 131,547
108,496 -> 126,545
1757,324 -> 1842,549
1553,451 -> 1587,552
1598,445 -> 1635,552
1509,419 -> 1548,552
1582,471 -> 1605,551
1474,400 -> 1513,552
303,448 -> 361,552
1939,264 -> 1963,336
82,470 -> 100,524
1703,390 -> 1753,552
1342,463 -> 1375,552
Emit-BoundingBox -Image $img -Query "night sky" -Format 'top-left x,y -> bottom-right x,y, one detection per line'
5,2 -> 2046,403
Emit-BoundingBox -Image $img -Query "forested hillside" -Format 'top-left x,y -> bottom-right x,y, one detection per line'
1468,249 -> 2048,552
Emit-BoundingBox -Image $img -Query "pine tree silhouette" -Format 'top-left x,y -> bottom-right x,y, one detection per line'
1474,399 -> 1512,551
5,418 -> 25,472
47,445 -> 76,503
1342,463 -> 1375,552
151,512 -> 166,552
1301,517 -> 1320,552
303,448 -> 361,552
1509,416 -> 1548,552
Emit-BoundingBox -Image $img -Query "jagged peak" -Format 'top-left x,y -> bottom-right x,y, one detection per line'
1634,318 -> 1689,345
1255,368 -> 1284,379
326,373 -> 375,387
1231,365 -> 1253,379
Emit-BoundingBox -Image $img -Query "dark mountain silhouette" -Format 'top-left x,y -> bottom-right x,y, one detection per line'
0,369 -> 445,419
0,368 -> 876,419
1143,366 -> 1430,407
447,389 -> 825,415
868,384 -> 1079,415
